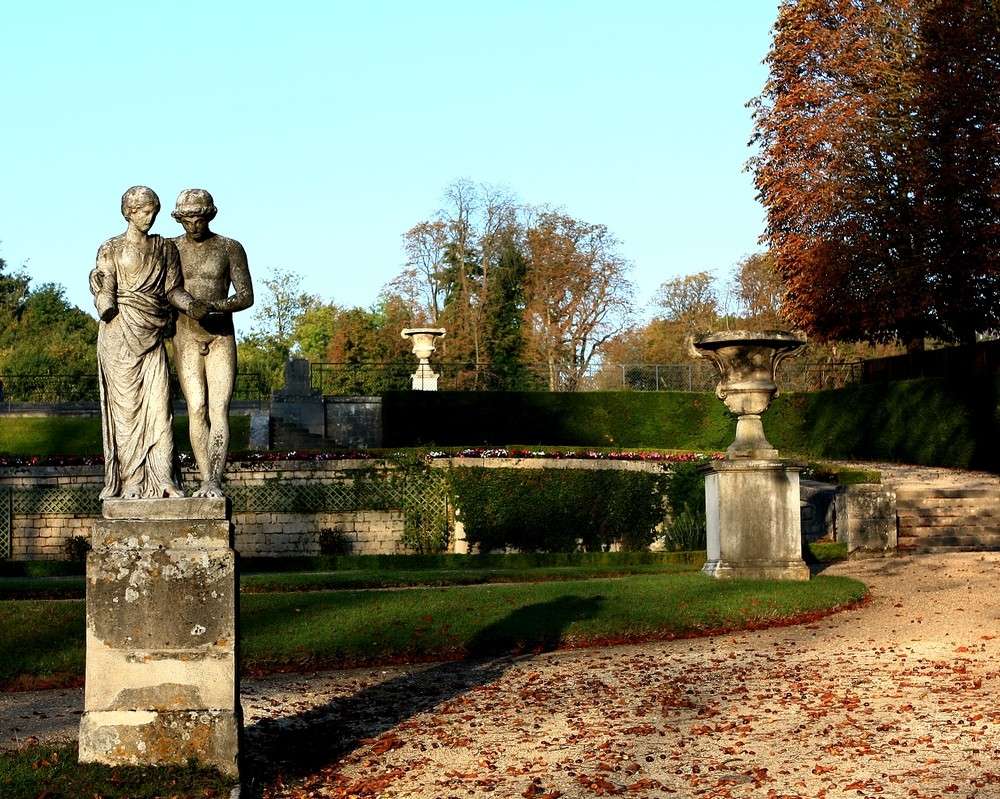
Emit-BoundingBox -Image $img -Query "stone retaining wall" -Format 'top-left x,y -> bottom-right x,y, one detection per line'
0,457 -> 891,561
0,459 -> 414,560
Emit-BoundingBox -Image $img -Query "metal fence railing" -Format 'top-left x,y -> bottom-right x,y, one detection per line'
309,360 -> 863,395
0,372 -> 271,404
0,358 -> 863,404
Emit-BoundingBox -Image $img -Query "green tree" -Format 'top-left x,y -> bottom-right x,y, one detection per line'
652,271 -> 719,333
294,302 -> 341,363
481,239 -> 532,389
250,268 -> 319,360
0,253 -> 30,351
242,268 -> 319,390
0,251 -> 99,401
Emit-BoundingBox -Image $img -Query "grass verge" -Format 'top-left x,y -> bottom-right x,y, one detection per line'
0,543 -> 847,599
0,743 -> 235,799
0,415 -> 250,457
0,572 -> 866,691
0,560 -> 702,600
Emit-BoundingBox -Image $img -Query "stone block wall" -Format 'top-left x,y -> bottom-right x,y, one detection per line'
1,459 -> 417,560
13,515 -> 95,559
1,457 -> 895,561
234,510 -> 405,556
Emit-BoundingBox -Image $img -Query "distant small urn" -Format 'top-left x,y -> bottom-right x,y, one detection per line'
689,330 -> 806,459
401,328 -> 446,391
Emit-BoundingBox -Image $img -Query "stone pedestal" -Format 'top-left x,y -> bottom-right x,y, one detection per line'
702,460 -> 809,581
410,364 -> 439,391
79,497 -> 240,776
835,484 -> 897,556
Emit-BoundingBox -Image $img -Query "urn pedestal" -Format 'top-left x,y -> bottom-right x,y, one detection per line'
701,460 -> 809,581
78,497 -> 240,776
401,327 -> 446,391
691,330 -> 810,581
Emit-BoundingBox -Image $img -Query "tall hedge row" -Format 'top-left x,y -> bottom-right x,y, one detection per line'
766,375 -> 999,471
384,376 -> 999,471
383,390 -> 735,450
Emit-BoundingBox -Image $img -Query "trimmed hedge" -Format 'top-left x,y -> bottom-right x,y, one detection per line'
767,376 -> 999,471
0,415 -> 251,457
383,376 -> 999,471
383,390 -> 734,450
447,466 -> 701,552
240,550 -> 703,572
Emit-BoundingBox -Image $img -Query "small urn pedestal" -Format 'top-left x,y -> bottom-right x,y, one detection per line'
78,497 -> 240,776
691,330 -> 810,582
401,327 -> 446,391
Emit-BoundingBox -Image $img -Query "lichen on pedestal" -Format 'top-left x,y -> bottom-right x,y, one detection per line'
78,497 -> 240,776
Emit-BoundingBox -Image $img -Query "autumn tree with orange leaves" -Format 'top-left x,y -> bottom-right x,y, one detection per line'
751,0 -> 1000,350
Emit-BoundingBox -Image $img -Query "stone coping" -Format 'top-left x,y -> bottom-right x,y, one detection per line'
103,497 -> 228,520
0,456 -> 702,479
0,458 -> 397,479
699,459 -> 804,473
430,457 -> 676,472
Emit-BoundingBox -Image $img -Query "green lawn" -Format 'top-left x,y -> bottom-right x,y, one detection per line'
0,560 -> 702,599
0,543 -> 850,599
0,744 -> 235,799
0,415 -> 250,456
0,572 -> 866,690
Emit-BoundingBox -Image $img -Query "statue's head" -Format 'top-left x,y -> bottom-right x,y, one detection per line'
121,186 -> 160,233
172,188 -> 217,241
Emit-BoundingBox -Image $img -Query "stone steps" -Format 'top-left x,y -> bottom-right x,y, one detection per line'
269,417 -> 326,451
895,486 -> 997,499
895,485 -> 1000,552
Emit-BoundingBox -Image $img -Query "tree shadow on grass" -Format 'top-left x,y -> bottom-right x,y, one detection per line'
241,594 -> 603,797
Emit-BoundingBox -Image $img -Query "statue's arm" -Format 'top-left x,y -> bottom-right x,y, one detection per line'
211,241 -> 254,313
163,242 -> 208,320
167,286 -> 209,320
92,243 -> 117,322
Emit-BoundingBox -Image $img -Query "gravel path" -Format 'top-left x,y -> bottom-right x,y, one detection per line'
3,553 -> 999,798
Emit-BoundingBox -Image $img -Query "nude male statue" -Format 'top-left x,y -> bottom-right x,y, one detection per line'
171,189 -> 254,498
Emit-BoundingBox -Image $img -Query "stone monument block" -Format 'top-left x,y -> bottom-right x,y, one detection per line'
835,484 -> 897,555
79,497 -> 240,776
702,460 -> 810,581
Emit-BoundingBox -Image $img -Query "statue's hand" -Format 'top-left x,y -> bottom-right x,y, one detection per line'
188,299 -> 210,320
89,268 -> 104,296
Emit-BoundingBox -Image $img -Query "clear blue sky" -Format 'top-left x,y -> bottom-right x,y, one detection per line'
0,1 -> 777,331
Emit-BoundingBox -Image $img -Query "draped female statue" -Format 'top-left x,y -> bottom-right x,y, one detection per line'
90,186 -> 207,499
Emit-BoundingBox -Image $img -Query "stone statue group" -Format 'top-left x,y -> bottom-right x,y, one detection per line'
90,186 -> 253,501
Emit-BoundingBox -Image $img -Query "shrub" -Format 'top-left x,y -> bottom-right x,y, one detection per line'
63,534 -> 91,562
447,467 -> 669,552
663,462 -> 705,517
662,504 -> 707,552
400,505 -> 450,554
317,528 -> 351,555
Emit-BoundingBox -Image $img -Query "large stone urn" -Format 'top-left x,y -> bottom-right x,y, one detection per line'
401,328 -> 446,391
689,330 -> 805,459
690,330 -> 810,581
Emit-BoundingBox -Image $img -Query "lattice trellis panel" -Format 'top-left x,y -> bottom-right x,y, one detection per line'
12,486 -> 101,516
396,470 -> 451,551
6,471 -> 451,549
0,487 -> 10,560
226,472 -> 449,519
